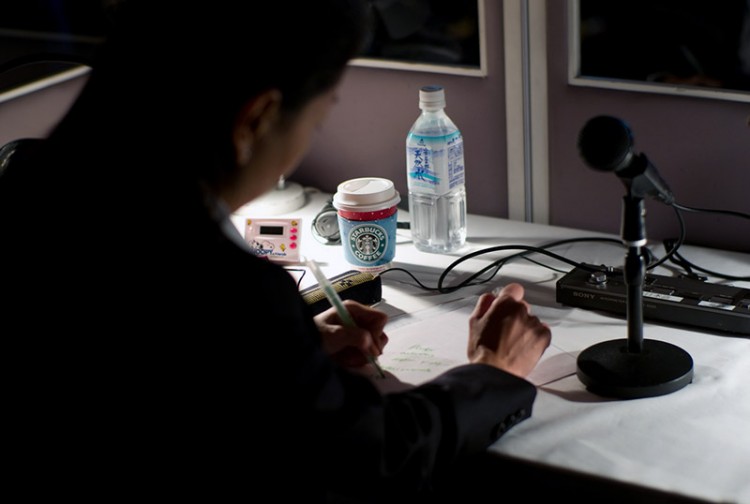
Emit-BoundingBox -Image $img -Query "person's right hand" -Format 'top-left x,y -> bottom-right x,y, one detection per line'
467,283 -> 551,378
314,300 -> 389,369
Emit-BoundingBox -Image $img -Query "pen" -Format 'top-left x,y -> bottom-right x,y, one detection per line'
306,258 -> 386,379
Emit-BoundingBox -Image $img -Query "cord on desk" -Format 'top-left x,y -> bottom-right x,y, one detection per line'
383,201 -> 747,294
382,232 -> 747,295
662,239 -> 750,281
663,201 -> 750,281
673,202 -> 750,221
285,267 -> 307,289
645,204 -> 685,271
380,237 -> 624,294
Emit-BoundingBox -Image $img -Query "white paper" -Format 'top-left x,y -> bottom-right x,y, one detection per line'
369,296 -> 577,393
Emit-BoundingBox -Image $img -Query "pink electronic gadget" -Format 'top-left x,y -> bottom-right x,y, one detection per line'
244,217 -> 301,263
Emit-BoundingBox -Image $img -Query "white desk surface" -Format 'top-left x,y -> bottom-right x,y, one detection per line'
234,188 -> 750,504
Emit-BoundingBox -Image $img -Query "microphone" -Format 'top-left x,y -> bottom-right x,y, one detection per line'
577,115 -> 675,205
573,115 -> 693,399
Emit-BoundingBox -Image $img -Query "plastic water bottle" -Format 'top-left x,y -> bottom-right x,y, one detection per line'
406,85 -> 467,253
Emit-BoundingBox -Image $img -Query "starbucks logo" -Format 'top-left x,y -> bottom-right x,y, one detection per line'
348,224 -> 387,263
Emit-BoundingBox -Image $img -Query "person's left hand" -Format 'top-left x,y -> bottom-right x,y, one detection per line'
314,300 -> 389,368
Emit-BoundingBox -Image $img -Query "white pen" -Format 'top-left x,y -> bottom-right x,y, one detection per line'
306,258 -> 386,378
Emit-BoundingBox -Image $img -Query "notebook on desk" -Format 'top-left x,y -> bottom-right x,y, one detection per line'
366,296 -> 577,394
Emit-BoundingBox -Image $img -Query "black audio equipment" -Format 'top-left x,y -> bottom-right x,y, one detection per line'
557,264 -> 750,337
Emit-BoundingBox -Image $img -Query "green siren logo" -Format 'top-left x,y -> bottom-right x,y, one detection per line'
349,224 -> 387,262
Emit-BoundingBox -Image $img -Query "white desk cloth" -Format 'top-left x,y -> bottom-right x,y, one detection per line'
234,189 -> 750,504
492,304 -> 750,504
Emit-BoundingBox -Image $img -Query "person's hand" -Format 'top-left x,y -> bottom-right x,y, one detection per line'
314,300 -> 389,368
467,283 -> 551,378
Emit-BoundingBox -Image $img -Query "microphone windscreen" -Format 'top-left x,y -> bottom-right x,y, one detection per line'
577,115 -> 634,172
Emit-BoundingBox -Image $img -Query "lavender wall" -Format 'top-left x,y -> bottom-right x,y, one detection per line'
546,1 -> 750,252
2,0 -> 747,252
0,76 -> 86,146
294,0 -> 509,219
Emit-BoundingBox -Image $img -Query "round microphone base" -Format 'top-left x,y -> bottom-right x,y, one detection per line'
577,339 -> 693,399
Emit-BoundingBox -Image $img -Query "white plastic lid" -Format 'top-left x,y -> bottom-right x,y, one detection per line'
332,177 -> 401,212
419,85 -> 446,110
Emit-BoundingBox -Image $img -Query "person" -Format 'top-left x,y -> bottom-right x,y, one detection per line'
0,1 -> 551,502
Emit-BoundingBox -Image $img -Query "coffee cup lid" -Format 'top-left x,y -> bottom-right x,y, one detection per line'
332,177 -> 400,213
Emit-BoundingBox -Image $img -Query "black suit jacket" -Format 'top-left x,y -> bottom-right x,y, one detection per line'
1,147 -> 536,502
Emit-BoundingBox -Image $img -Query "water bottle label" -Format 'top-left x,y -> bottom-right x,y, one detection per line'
407,131 -> 464,195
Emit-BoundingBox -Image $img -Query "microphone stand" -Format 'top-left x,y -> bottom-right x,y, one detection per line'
576,187 -> 694,399
623,195 -> 646,354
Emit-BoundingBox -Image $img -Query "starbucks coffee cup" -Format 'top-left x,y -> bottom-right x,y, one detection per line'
332,177 -> 400,275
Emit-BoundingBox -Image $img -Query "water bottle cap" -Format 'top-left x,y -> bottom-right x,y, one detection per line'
419,85 -> 446,110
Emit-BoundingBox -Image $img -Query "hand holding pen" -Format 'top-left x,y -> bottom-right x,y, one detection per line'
308,259 -> 388,377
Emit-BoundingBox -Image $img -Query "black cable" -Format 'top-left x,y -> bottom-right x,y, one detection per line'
662,239 -> 706,280
379,266 -> 444,292
381,237 -> 624,294
660,202 -> 750,280
436,239 -> 623,293
463,236 -> 623,282
387,198 -> 744,293
285,268 -> 307,289
646,204 -> 686,270
672,202 -> 750,221
385,203 -> 685,293
672,260 -> 750,282
661,241 -> 750,281
515,255 -> 570,274
382,215 -> 748,294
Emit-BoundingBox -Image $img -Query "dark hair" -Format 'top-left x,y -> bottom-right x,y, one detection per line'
48,0 -> 369,192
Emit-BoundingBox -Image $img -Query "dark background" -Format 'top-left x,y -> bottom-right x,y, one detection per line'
579,0 -> 750,92
0,0 -> 117,94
